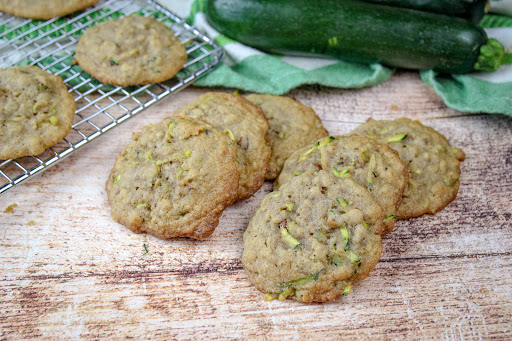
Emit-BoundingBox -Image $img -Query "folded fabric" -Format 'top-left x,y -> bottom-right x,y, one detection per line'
160,0 -> 512,116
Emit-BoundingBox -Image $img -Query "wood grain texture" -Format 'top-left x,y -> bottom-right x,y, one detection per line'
1,71 -> 511,340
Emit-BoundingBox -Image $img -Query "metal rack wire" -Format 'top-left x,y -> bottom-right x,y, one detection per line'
0,0 -> 223,196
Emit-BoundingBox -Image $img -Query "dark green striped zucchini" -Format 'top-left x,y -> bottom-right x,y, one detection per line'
355,0 -> 489,23
206,0 -> 510,74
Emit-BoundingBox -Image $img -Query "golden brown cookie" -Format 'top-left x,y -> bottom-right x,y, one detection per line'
0,65 -> 75,160
351,118 -> 465,219
243,170 -> 384,303
0,0 -> 97,20
245,94 -> 328,180
275,135 -> 409,236
75,15 -> 187,86
105,116 -> 239,239
175,92 -> 271,200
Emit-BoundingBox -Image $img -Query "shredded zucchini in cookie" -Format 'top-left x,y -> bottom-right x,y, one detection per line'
386,133 -> 407,142
280,225 -> 301,249
299,142 -> 320,160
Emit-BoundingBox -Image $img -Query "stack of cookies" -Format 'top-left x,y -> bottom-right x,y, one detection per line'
242,117 -> 465,303
104,91 -> 465,304
105,92 -> 328,239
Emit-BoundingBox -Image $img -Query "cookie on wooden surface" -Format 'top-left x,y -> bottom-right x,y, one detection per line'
351,118 -> 465,219
243,170 -> 384,303
245,94 -> 328,180
275,135 -> 408,236
0,0 -> 97,20
105,116 -> 239,239
75,15 -> 187,86
0,65 -> 75,160
176,92 -> 270,200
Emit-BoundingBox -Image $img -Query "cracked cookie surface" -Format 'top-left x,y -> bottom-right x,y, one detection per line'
0,0 -> 97,19
245,94 -> 328,180
351,118 -> 465,219
176,92 -> 270,200
76,15 -> 187,86
0,65 -> 75,160
275,135 -> 408,235
243,170 -> 384,303
106,116 -> 239,239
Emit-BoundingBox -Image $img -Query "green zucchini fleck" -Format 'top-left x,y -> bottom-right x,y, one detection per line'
340,226 -> 349,251
283,269 -> 323,288
294,171 -> 302,176
223,128 -> 235,141
386,133 -> 407,142
333,167 -> 351,178
366,154 -> 376,189
110,59 -> 118,65
319,136 -> 335,147
166,121 -> 176,141
279,131 -> 290,139
346,250 -> 361,263
280,225 -> 301,249
342,284 -> 352,296
383,214 -> 398,222
316,229 -> 326,239
264,293 -> 277,301
49,116 -> 58,126
270,191 -> 281,198
331,255 -> 343,266
114,175 -> 121,183
336,197 -> 349,208
299,142 -> 320,160
278,288 -> 293,301
140,243 -> 149,257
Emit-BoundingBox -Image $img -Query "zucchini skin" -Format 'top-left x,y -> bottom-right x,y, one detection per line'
355,0 -> 488,23
206,0 -> 488,74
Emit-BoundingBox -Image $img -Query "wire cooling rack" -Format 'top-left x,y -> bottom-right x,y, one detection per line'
0,0 -> 223,196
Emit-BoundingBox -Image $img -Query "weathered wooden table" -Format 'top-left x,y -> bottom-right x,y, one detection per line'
1,71 -> 511,340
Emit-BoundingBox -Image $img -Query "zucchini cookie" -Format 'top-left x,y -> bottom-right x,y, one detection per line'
275,135 -> 408,236
0,65 -> 75,160
0,0 -> 97,20
75,15 -> 187,86
245,94 -> 328,180
243,170 -> 384,303
351,118 -> 465,219
176,92 -> 270,200
105,116 -> 239,239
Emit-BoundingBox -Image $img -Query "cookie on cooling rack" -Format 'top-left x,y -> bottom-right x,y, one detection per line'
274,135 -> 409,236
245,94 -> 329,180
175,92 -> 271,200
75,15 -> 187,86
0,65 -> 75,160
0,0 -> 98,20
106,116 -> 239,239
351,118 -> 465,219
242,170 -> 384,303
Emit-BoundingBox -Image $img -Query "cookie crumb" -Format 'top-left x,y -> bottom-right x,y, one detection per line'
4,203 -> 18,213
28,220 -> 35,226
391,104 -> 399,110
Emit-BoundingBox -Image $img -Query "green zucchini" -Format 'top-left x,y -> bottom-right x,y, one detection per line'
206,0 -> 511,74
355,0 -> 489,23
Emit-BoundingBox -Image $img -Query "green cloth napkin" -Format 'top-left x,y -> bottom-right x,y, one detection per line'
161,0 -> 512,115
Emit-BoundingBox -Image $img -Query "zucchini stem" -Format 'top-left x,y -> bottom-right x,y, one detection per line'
474,38 -> 512,72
